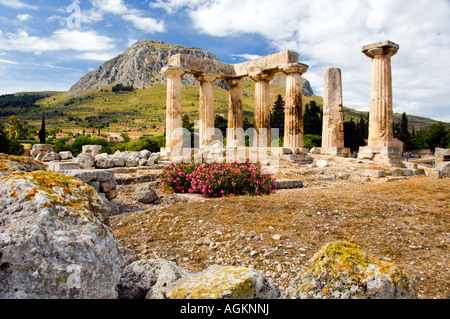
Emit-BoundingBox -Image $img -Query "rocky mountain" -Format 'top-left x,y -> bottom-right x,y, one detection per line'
67,39 -> 314,97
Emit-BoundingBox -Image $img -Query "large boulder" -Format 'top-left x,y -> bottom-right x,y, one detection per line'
117,259 -> 191,299
160,265 -> 280,299
283,241 -> 417,299
0,171 -> 123,299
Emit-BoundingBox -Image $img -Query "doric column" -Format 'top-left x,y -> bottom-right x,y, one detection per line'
226,77 -> 244,146
195,74 -> 217,148
362,41 -> 399,147
250,71 -> 275,147
322,67 -> 345,148
282,62 -> 308,148
162,65 -> 185,148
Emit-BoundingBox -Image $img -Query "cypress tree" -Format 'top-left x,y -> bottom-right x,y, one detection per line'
270,94 -> 285,139
38,114 -> 46,144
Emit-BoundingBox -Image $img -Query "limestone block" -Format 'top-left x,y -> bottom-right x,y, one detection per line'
75,153 -> 95,169
46,161 -> 80,172
0,171 -> 123,298
112,156 -> 125,167
95,157 -> 115,169
30,144 -> 53,157
283,241 -> 417,299
59,151 -> 73,160
276,180 -> 303,189
360,170 -> 386,178
82,145 -> 103,156
42,152 -> 61,162
161,265 -> 280,299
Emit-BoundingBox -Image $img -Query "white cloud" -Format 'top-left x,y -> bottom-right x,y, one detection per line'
91,0 -> 129,15
229,53 -> 261,61
156,0 -> 450,121
122,14 -> 165,33
0,29 -> 115,53
0,0 -> 38,10
17,14 -> 32,22
76,52 -> 119,61
0,58 -> 18,65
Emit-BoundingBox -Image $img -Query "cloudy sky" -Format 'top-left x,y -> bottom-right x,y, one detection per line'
1,0 -> 449,122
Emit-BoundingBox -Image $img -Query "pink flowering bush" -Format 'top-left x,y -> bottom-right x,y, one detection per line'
159,158 -> 277,198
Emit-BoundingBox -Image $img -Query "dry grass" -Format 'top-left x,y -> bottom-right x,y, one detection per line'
111,176 -> 450,299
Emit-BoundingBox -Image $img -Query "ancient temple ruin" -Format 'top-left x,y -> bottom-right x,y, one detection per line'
161,50 -> 308,156
161,41 -> 404,167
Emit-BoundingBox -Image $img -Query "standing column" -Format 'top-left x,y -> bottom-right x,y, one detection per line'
358,40 -> 402,166
162,65 -> 185,149
282,62 -> 308,148
363,41 -> 399,147
251,71 -> 275,147
321,68 -> 350,157
226,77 -> 244,146
195,74 -> 217,148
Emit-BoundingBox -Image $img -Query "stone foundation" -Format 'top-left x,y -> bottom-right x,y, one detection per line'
358,146 -> 404,167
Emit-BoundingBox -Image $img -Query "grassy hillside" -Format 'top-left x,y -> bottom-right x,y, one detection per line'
0,81 -> 441,138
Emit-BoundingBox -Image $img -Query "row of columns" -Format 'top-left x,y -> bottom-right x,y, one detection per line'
164,40 -> 399,165
163,62 -> 308,150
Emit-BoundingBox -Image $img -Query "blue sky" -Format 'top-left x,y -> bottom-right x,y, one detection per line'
1,0 -> 450,122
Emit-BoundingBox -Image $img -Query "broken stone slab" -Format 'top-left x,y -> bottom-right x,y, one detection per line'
82,145 -> 103,156
276,180 -> 303,189
59,151 -> 73,160
30,144 -> 53,157
59,169 -> 115,184
46,161 -> 81,172
42,152 -> 61,162
360,170 -> 387,178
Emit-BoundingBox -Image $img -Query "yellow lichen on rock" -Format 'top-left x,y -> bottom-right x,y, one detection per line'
0,153 -> 45,178
163,265 -> 280,299
284,241 -> 417,299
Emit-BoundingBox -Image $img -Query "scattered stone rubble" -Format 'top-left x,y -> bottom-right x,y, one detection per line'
0,153 -> 424,299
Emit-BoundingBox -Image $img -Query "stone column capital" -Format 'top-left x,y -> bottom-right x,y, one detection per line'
194,73 -> 217,83
249,70 -> 275,82
225,77 -> 243,87
162,65 -> 186,77
282,62 -> 309,75
362,40 -> 399,58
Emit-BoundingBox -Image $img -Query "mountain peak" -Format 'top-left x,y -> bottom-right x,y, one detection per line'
66,40 -> 220,96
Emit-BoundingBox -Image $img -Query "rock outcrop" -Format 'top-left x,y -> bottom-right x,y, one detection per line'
0,171 -> 123,298
67,40 -> 224,96
283,241 -> 417,299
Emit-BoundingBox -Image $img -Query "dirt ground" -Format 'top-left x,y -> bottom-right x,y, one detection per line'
110,157 -> 450,299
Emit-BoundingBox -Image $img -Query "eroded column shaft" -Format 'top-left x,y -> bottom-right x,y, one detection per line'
283,63 -> 308,148
252,72 -> 274,147
196,75 -> 216,148
322,67 -> 345,148
163,66 -> 185,148
226,77 -> 244,146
